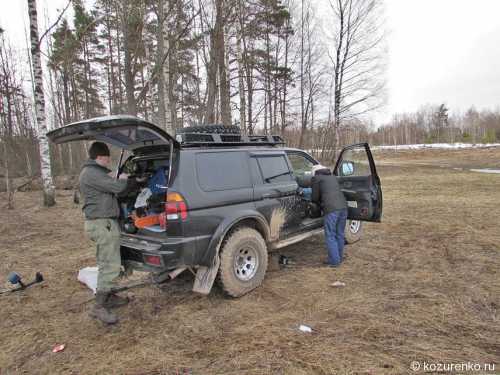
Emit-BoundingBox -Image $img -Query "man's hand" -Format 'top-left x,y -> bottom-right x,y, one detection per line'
118,173 -> 129,180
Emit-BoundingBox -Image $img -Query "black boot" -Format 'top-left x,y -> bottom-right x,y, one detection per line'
89,292 -> 118,324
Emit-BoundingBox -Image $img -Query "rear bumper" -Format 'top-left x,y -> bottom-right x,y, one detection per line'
120,233 -> 210,272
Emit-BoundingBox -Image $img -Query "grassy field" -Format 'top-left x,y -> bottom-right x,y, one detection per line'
0,148 -> 499,374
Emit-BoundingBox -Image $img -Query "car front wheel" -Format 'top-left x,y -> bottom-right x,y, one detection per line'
218,227 -> 268,297
345,220 -> 363,244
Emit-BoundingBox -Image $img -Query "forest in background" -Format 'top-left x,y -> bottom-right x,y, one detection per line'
1,0 -> 500,183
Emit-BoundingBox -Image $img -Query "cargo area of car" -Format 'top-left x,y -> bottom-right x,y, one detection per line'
117,151 -> 172,237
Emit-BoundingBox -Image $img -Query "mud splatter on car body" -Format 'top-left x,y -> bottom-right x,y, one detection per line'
269,207 -> 286,240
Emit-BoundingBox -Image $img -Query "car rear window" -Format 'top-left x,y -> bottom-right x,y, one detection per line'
196,152 -> 251,191
103,127 -> 160,145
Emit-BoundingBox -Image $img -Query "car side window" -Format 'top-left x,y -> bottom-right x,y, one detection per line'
196,152 -> 251,191
337,147 -> 372,177
256,155 -> 293,183
286,152 -> 315,178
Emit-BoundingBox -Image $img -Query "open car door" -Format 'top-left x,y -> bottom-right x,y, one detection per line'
333,143 -> 382,222
46,115 -> 179,151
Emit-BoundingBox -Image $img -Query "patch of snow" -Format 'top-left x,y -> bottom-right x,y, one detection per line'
470,169 -> 500,174
372,143 -> 500,150
304,143 -> 500,155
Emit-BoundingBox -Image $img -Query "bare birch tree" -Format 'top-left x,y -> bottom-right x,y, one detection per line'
153,0 -> 173,132
327,0 -> 386,159
28,0 -> 56,206
298,0 -> 325,148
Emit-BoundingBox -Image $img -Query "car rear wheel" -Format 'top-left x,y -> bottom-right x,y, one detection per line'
218,227 -> 268,297
345,220 -> 363,244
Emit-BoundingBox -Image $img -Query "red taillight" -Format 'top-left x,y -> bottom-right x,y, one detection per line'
144,255 -> 161,266
161,192 -> 188,228
166,202 -> 178,218
178,201 -> 187,220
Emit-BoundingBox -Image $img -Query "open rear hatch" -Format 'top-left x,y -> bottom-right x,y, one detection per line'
46,115 -> 179,152
47,115 -> 181,237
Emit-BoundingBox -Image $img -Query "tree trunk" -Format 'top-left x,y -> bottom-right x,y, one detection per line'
115,9 -> 124,111
246,71 -> 253,134
156,0 -> 171,131
264,91 -> 268,134
123,33 -> 137,115
3,140 -> 13,209
104,4 -> 115,114
273,29 -> 280,135
265,25 -> 272,134
216,0 -> 231,126
27,0 -> 55,207
82,36 -> 91,117
194,21 -> 203,124
236,0 -> 246,132
168,28 -> 177,130
298,0 -> 308,148
121,1 -> 137,116
281,10 -> 290,134
331,0 -> 345,163
205,29 -> 217,124
236,23 -> 246,132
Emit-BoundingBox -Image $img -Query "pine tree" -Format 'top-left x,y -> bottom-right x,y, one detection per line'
73,0 -> 106,118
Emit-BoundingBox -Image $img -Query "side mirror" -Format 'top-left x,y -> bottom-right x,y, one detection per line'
341,161 -> 354,176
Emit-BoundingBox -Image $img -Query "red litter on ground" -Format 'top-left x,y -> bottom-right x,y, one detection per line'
52,344 -> 65,353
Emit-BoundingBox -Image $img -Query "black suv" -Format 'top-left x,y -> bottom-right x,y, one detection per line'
48,115 -> 382,297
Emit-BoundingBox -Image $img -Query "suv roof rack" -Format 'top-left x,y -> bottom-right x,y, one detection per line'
176,133 -> 285,147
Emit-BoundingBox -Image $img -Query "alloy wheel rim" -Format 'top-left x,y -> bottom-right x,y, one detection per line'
234,246 -> 259,281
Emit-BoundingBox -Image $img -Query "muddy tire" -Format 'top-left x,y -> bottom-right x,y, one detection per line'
218,227 -> 268,297
345,220 -> 363,244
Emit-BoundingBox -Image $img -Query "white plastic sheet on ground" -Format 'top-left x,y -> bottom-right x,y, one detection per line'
298,324 -> 313,333
77,266 -> 98,293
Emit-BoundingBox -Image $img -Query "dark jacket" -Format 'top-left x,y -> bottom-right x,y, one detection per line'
79,159 -> 134,220
311,174 -> 347,214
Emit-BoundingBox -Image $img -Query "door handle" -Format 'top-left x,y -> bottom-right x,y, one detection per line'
262,189 -> 295,199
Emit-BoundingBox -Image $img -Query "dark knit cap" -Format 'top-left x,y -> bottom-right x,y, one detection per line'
88,142 -> 110,159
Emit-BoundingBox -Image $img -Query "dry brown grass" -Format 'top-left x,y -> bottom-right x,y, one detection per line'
0,148 -> 499,374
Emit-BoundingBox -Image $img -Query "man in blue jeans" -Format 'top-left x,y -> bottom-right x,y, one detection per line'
311,165 -> 348,266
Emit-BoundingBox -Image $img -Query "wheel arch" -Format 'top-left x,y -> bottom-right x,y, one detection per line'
199,212 -> 270,266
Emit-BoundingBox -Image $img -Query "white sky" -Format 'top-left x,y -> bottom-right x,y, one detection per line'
1,0 -> 500,125
383,0 -> 500,122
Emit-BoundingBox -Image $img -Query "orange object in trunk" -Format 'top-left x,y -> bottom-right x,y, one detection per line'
134,214 -> 160,228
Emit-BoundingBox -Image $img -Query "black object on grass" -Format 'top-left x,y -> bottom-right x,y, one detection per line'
0,271 -> 44,294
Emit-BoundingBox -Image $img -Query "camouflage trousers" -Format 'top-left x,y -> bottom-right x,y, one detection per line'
84,218 -> 121,292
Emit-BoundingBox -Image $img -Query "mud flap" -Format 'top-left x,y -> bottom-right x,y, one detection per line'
192,253 -> 221,295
